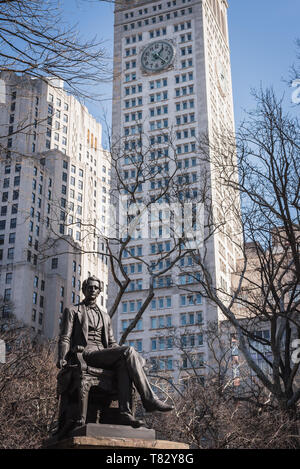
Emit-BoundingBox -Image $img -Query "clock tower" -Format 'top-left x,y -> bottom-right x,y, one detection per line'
112,0 -> 239,381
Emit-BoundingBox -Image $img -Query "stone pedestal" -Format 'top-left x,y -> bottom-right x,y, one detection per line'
44,423 -> 189,450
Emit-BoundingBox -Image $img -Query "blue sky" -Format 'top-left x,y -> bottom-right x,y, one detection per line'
62,0 -> 300,141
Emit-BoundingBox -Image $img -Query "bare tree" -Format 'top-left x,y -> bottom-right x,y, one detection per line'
0,314 -> 57,449
145,322 -> 300,449
0,0 -> 110,99
177,88 -> 300,419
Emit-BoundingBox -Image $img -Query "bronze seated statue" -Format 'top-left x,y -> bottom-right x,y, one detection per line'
54,276 -> 173,439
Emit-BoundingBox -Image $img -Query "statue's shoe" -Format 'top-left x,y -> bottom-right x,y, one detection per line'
118,412 -> 145,428
144,399 -> 174,413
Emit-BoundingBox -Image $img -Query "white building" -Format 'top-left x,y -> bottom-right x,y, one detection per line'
112,0 -> 240,382
0,72 -> 111,338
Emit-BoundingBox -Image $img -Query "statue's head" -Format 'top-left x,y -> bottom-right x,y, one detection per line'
82,276 -> 102,302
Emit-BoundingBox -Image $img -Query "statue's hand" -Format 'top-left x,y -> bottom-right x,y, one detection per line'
72,345 -> 85,353
56,359 -> 67,369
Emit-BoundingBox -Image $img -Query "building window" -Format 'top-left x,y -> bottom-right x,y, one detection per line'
9,233 -> 15,244
10,218 -> 16,229
51,258 -> 58,269
5,273 -> 12,284
33,291 -> 37,304
7,247 -> 14,259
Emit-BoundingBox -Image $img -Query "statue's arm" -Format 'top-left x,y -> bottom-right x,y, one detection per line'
57,307 -> 74,368
107,316 -> 119,349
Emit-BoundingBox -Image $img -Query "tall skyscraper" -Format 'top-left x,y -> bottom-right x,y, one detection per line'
112,0 -> 240,382
0,72 -> 110,338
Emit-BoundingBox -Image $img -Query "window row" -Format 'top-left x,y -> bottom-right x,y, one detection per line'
121,318 -> 143,331
176,128 -> 196,139
150,105 -> 168,117
32,291 -> 44,308
3,175 -> 20,188
125,279 -> 143,292
175,72 -> 194,84
150,91 -> 168,103
123,138 -> 140,150
0,247 -> 15,261
149,119 -> 169,131
47,105 -> 68,122
0,219 -> 17,230
177,157 -> 198,169
180,45 -> 193,56
175,100 -> 194,111
181,58 -> 193,69
123,7 -> 193,31
125,47 -> 137,57
124,125 -> 142,136
178,189 -> 199,200
180,311 -> 203,326
177,172 -> 198,184
125,84 -> 143,96
180,294 -> 202,307
175,113 -> 195,125
151,336 -> 173,351
149,27 -> 167,38
149,163 -> 169,177
124,34 -> 143,45
176,142 -> 197,154
123,262 -> 143,274
3,163 -> 21,175
179,33 -> 192,43
0,204 -> 18,216
150,79 -> 168,91
151,296 -> 172,310
149,178 -> 170,190
48,94 -> 69,111
125,97 -> 143,108
180,333 -> 203,348
150,148 -> 169,159
125,60 -> 136,70
149,134 -> 169,145
150,314 -> 172,329
150,356 -> 173,372
32,309 -> 44,326
122,299 -> 142,313
174,20 -> 192,32
153,276 -> 172,288
124,111 -> 143,122
125,72 -> 137,82
124,0 -> 192,19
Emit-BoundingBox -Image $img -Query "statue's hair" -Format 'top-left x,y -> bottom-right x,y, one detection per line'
82,275 -> 102,294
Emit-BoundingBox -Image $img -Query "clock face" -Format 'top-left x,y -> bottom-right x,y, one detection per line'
141,41 -> 174,72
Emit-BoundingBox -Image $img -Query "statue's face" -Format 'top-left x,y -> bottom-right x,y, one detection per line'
84,279 -> 101,302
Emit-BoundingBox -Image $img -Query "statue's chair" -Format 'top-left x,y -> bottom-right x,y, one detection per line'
55,352 -> 136,438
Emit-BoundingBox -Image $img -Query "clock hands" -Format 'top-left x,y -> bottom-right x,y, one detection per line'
152,51 -> 167,64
